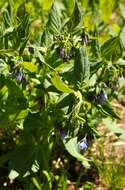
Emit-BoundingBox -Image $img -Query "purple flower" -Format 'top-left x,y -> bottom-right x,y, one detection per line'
97,90 -> 107,105
78,137 -> 88,151
16,70 -> 23,83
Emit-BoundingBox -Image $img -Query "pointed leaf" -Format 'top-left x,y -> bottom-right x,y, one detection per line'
16,3 -> 26,20
99,102 -> 120,119
67,1 -> 82,31
74,46 -> 90,83
101,37 -> 122,61
21,61 -> 38,73
51,73 -> 73,93
47,4 -> 61,34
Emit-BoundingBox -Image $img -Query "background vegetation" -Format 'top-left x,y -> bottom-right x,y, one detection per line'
0,0 -> 125,189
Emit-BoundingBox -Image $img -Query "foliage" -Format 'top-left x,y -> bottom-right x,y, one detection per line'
0,0 -> 125,189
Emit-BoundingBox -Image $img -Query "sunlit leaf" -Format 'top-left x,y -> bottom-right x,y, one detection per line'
51,73 -> 73,93
41,0 -> 52,11
99,0 -> 113,23
21,61 -> 38,73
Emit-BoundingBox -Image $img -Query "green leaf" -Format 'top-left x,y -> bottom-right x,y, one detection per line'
9,145 -> 37,177
42,171 -> 52,190
41,29 -> 53,47
6,79 -> 25,98
103,118 -> 125,140
51,73 -> 73,93
55,62 -> 73,74
34,48 -> 46,63
63,0 -> 75,15
64,137 -> 90,168
3,1 -> 13,28
119,3 -> 125,20
57,93 -> 74,110
32,177 -> 41,190
99,102 -> 120,119
66,1 -> 82,31
8,109 -> 28,124
116,58 -> 125,68
41,0 -> 52,11
47,3 -> 61,34
99,0 -> 113,23
101,37 -> 122,61
19,37 -> 29,54
21,61 -> 38,73
120,26 -> 125,49
16,3 -> 26,20
74,46 -> 90,84
58,172 -> 67,190
14,13 -> 30,49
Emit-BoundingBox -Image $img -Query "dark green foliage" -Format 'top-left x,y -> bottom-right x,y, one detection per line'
0,0 -> 125,189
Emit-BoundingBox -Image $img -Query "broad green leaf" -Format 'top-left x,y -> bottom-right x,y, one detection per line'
74,46 -> 90,83
9,145 -> 37,177
51,73 -> 73,93
55,62 -> 73,73
63,0 -> 75,15
66,1 -> 82,31
8,109 -> 28,123
103,118 -> 125,140
57,93 -> 74,110
47,3 -> 61,34
41,29 -> 53,47
101,37 -> 122,61
6,79 -> 25,98
21,61 -> 38,73
64,137 -> 90,168
23,113 -> 42,133
14,14 -> 30,49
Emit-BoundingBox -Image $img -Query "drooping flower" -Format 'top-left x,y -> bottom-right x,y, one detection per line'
16,70 -> 23,83
78,136 -> 88,151
97,90 -> 107,105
